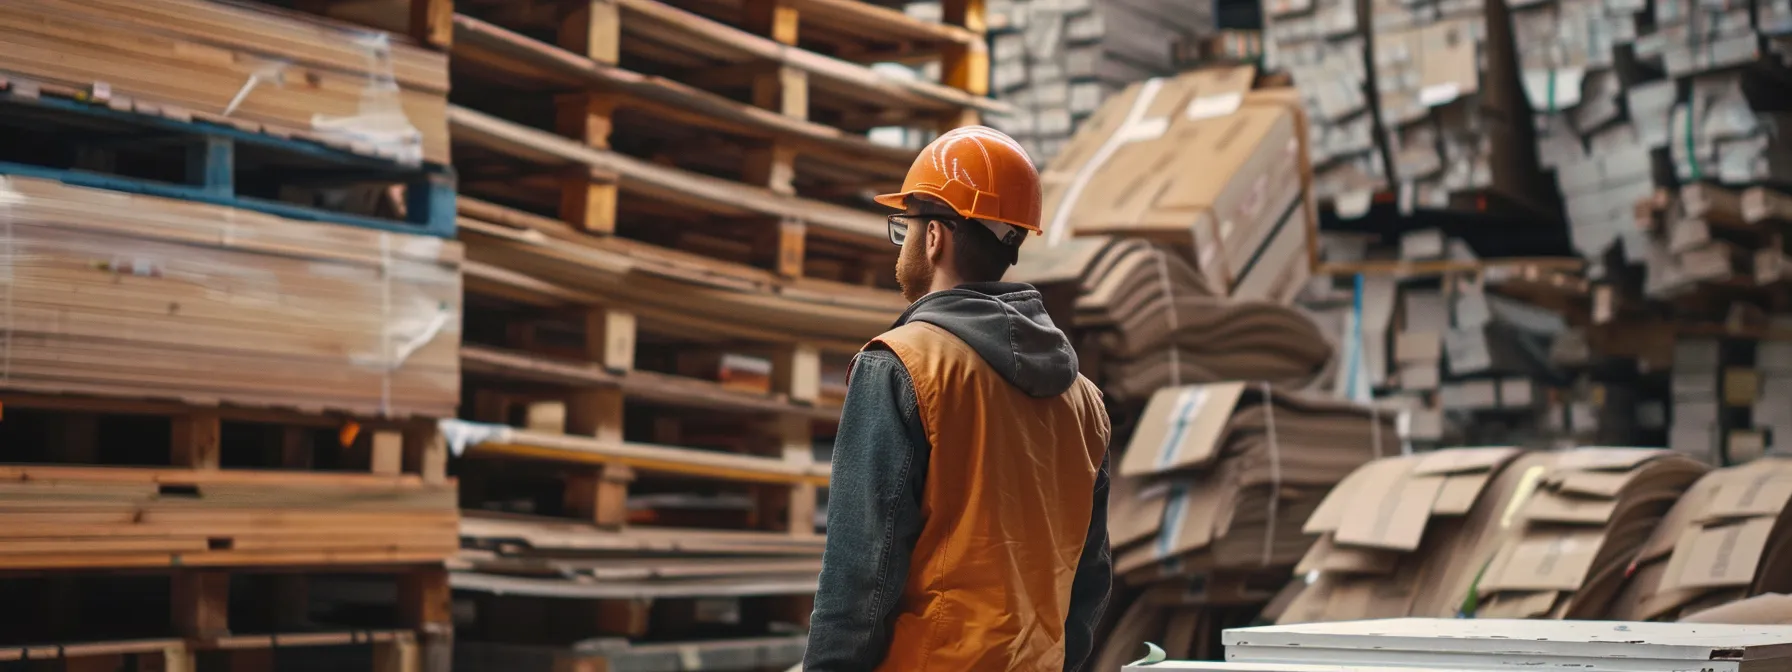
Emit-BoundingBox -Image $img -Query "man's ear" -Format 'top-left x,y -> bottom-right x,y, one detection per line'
926,220 -> 947,262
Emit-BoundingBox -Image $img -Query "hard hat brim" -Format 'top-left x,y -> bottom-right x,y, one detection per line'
873,189 -> 1043,235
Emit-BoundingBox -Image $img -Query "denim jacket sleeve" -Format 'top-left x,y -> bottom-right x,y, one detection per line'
1062,448 -> 1113,672
804,348 -> 930,671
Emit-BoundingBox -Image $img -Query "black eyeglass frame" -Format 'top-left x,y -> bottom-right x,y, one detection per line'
886,213 -> 960,247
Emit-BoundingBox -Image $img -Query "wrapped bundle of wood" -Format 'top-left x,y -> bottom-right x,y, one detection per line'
1281,447 -> 1707,623
0,175 -> 462,418
1110,382 -> 1399,582
983,0 -> 1215,162
0,0 -> 450,165
1609,457 -> 1792,621
1012,236 -> 1336,410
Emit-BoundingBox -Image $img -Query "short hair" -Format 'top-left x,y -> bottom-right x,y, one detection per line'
946,217 -> 1018,283
909,196 -> 1019,283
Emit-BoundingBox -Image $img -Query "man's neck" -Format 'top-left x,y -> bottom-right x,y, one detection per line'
927,269 -> 964,296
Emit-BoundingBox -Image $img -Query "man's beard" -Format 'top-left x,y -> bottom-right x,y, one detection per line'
895,231 -> 933,304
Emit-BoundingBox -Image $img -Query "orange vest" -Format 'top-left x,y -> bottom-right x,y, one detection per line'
867,321 -> 1110,671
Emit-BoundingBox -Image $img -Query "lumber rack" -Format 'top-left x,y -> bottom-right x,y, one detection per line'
0,78 -> 456,238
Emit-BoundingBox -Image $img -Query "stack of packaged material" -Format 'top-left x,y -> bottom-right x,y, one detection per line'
1035,65 -> 1318,302
1092,381 -> 1396,664
1610,457 -> 1792,621
1112,382 -> 1400,581
1281,447 -> 1707,622
1264,0 -> 1385,209
983,0 -> 1215,162
1370,0 -> 1546,212
1012,236 -> 1336,411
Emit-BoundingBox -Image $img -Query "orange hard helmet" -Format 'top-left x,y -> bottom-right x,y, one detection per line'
874,126 -> 1043,237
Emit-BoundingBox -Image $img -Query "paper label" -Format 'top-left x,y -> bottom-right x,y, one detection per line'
1419,82 -> 1463,107
1187,92 -> 1245,120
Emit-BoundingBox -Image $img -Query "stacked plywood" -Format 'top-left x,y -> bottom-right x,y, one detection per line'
0,0 -> 450,165
983,0 -> 1215,162
0,175 -> 461,418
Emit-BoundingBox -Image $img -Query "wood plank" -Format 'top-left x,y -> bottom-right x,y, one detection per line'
614,0 -> 1006,114
450,105 -> 887,243
460,346 -> 841,419
452,15 -> 914,176
459,428 -> 831,485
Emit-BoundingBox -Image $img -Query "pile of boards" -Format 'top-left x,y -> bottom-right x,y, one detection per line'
0,0 -> 450,165
0,175 -> 462,418
0,466 -> 458,569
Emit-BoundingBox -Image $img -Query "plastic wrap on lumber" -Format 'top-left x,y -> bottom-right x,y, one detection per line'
1280,447 -> 1708,623
0,0 -> 449,164
1608,457 -> 1792,622
0,175 -> 462,418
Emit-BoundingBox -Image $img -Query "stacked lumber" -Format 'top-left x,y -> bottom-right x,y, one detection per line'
0,0 -> 450,165
0,175 -> 461,418
0,466 -> 457,570
983,0 -> 1216,162
1610,457 -> 1792,621
1280,447 -> 1707,623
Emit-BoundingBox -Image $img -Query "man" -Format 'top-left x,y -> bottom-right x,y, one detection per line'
804,126 -> 1113,671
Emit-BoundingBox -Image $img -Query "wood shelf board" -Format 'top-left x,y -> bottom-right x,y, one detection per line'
450,15 -> 918,175
461,436 -> 831,486
462,346 -> 841,420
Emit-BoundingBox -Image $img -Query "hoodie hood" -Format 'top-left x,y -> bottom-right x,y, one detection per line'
892,282 -> 1080,398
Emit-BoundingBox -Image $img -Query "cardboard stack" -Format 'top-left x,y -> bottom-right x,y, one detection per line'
1609,457 -> 1792,622
1092,381 -> 1396,662
982,0 -> 1214,162
1036,65 -> 1319,301
1112,382 -> 1399,580
1281,447 -> 1707,622
1264,0 -> 1387,209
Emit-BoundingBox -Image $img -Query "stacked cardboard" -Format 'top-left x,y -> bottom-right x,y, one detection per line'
1036,65 -> 1318,300
1012,236 -> 1336,411
1264,0 -> 1385,208
1609,457 -> 1792,621
1281,447 -> 1707,622
982,0 -> 1215,162
1111,382 -> 1399,580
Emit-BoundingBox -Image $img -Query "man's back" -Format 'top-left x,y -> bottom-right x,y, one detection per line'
805,283 -> 1113,672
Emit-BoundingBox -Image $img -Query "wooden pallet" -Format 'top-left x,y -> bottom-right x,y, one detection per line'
445,0 -> 995,281
0,80 -> 455,238
0,565 -> 452,672
0,392 -> 448,483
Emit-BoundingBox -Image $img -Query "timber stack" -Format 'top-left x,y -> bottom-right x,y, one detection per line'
0,1 -> 461,670
436,0 -> 990,666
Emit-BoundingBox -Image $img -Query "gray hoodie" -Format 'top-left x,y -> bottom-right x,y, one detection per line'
804,281 -> 1113,672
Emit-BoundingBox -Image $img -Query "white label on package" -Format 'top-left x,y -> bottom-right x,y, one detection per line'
1419,82 -> 1463,107
1186,92 -> 1245,120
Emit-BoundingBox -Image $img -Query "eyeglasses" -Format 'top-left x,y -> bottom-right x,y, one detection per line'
887,213 -> 958,247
